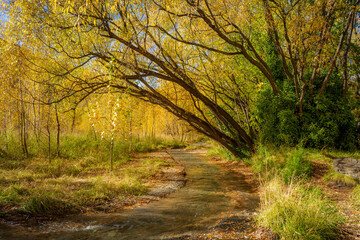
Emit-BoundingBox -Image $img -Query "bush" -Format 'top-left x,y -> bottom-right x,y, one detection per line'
254,71 -> 358,151
258,177 -> 343,240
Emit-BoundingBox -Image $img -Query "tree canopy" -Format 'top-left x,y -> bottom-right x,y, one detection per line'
1,0 -> 359,156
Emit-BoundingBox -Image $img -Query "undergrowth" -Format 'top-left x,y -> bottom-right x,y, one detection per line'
207,143 -> 346,239
258,177 -> 343,240
0,134 -> 181,217
246,145 -> 313,183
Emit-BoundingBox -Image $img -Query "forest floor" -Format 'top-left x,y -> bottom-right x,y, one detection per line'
1,145 -> 359,239
0,151 -> 186,225
182,147 -> 360,240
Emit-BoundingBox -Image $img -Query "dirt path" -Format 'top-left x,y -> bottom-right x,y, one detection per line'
174,149 -> 264,240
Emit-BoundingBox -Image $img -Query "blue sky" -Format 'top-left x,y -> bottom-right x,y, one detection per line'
0,5 -> 8,23
0,11 -> 8,22
0,10 -> 8,37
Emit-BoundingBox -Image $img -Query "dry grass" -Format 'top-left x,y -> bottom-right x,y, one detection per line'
0,153 -> 173,217
258,177 -> 342,240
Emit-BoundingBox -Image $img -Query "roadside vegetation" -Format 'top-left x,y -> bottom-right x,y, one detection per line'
208,143 -> 360,240
258,177 -> 342,240
0,134 -> 184,218
352,185 -> 360,207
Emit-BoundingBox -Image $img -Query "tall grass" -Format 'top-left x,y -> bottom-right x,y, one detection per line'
258,177 -> 342,240
246,145 -> 313,183
242,145 -> 343,239
22,194 -> 76,216
207,141 -> 243,160
352,185 -> 360,207
0,131 -> 185,161
281,147 -> 312,184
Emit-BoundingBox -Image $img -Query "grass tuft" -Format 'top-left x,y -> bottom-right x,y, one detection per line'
258,177 -> 343,240
352,185 -> 360,207
281,148 -> 312,184
22,194 -> 77,216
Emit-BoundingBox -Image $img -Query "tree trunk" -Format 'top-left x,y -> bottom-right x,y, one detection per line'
342,12 -> 355,97
55,105 -> 61,157
47,105 -> 51,163
71,109 -> 76,133
110,137 -> 114,171
19,80 -> 29,158
129,99 -> 133,152
4,116 -> 8,151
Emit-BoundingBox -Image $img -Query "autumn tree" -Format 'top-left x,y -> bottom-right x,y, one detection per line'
1,0 -> 359,156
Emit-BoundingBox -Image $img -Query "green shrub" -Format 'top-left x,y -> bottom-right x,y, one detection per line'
254,59 -> 358,151
258,177 -> 343,240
